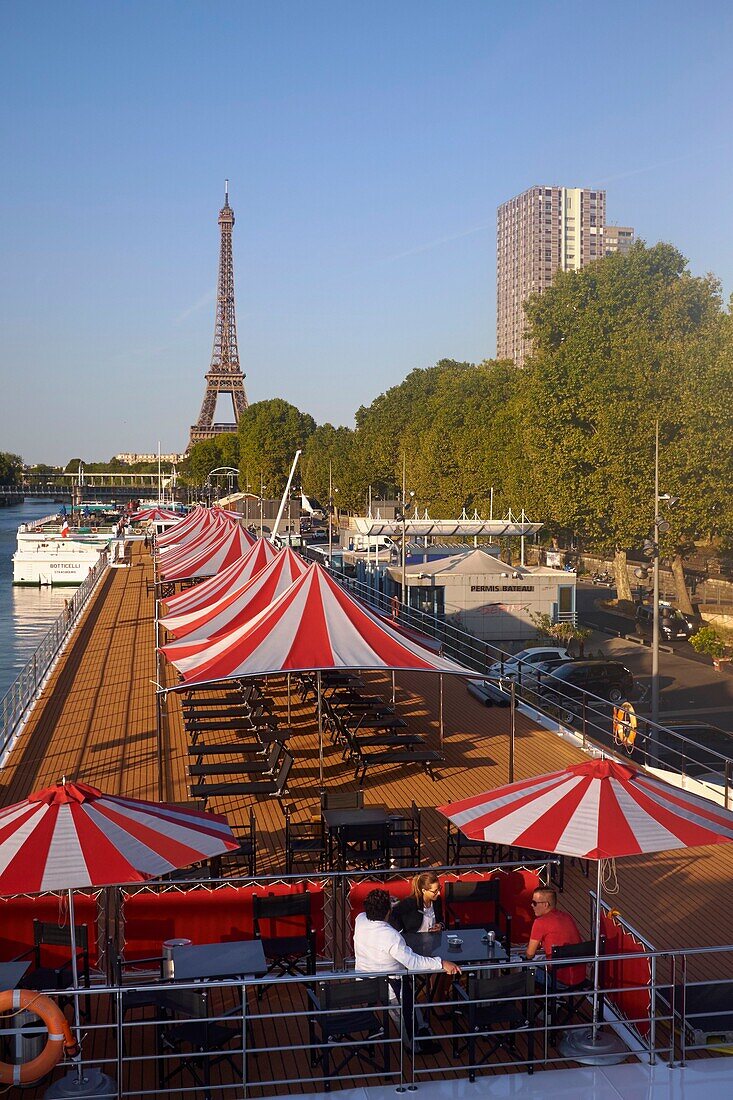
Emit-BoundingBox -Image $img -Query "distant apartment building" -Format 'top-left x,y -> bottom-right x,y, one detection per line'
114,453 -> 185,465
603,225 -> 635,256
496,185 -> 634,365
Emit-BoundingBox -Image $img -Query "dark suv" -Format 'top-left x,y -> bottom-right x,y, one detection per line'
539,659 -> 634,718
635,603 -> 694,642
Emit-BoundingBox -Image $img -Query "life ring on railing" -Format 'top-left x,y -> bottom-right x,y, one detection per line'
613,702 -> 637,753
0,989 -> 79,1086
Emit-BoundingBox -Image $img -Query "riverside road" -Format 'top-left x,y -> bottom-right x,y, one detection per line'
576,583 -> 733,734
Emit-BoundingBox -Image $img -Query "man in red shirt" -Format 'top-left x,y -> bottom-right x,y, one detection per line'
525,887 -> 586,986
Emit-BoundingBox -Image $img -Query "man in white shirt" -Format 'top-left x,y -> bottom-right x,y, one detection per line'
354,889 -> 460,1051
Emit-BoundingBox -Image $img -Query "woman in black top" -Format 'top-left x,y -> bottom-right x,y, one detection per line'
390,871 -> 444,934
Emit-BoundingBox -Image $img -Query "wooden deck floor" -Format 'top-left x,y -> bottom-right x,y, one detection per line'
3,545 -> 733,972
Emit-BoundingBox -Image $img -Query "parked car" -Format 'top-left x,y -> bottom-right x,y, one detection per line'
521,656 -> 576,692
538,659 -> 634,720
635,601 -> 694,642
484,646 -> 571,687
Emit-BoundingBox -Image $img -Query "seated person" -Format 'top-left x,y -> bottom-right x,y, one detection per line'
525,887 -> 586,987
355,888 -> 459,1051
390,871 -> 444,934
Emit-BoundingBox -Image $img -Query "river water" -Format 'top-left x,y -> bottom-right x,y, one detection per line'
0,499 -> 76,699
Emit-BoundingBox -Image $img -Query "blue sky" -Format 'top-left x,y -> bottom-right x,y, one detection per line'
1,1 -> 732,464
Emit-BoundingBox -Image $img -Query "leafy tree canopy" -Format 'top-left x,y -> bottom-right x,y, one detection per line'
0,452 -> 23,486
515,242 -> 730,554
238,399 -> 316,497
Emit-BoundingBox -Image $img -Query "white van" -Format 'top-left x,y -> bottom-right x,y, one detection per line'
350,534 -> 398,554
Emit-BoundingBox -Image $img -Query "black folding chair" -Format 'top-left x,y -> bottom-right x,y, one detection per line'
452,969 -> 535,1081
284,804 -> 325,875
252,892 -> 317,996
307,976 -> 391,1091
547,938 -> 603,1036
158,987 -> 244,1100
386,802 -> 421,867
22,920 -> 91,1018
338,821 -> 389,870
445,822 -> 498,866
444,880 -> 512,951
209,808 -> 257,877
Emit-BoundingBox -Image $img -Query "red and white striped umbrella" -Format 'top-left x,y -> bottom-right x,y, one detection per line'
156,505 -> 211,548
161,561 -> 470,687
161,546 -> 308,641
130,507 -> 181,524
437,758 -> 733,859
157,516 -> 227,567
0,780 -> 240,893
159,525 -> 256,582
162,538 -> 279,617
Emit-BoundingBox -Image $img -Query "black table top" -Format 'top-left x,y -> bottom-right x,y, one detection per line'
405,929 -> 507,966
172,939 -> 267,981
322,806 -> 390,830
349,714 -> 407,731
0,962 -> 30,990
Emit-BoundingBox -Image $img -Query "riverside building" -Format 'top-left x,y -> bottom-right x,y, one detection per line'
496,185 -> 634,366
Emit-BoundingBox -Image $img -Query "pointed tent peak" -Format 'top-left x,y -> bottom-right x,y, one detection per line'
29,779 -> 103,805
567,759 -> 638,782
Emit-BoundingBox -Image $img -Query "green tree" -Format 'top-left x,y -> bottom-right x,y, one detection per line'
301,424 -> 359,510
238,399 -> 316,497
0,452 -> 23,486
182,436 -> 239,488
517,242 -> 728,602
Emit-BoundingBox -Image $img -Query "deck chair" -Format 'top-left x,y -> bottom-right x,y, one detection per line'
307,976 -> 391,1091
157,987 -> 244,1099
284,804 -> 325,875
452,969 -> 535,1081
547,938 -> 602,1036
444,880 -> 512,951
252,892 -> 317,996
22,920 -> 91,1018
386,802 -> 421,867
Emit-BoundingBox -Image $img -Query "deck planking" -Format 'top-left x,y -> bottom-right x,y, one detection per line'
2,544 -> 732,979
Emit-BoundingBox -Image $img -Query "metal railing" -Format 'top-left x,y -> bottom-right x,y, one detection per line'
311,557 -> 733,807
14,941 -> 733,1098
0,552 -> 109,760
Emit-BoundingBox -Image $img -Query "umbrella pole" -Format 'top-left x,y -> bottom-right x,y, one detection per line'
67,888 -> 84,1083
391,670 -> 395,706
317,670 -> 324,790
592,858 -> 603,1039
439,674 -> 444,750
287,672 -> 291,728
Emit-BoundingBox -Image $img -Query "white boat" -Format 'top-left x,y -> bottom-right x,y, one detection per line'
12,516 -> 113,586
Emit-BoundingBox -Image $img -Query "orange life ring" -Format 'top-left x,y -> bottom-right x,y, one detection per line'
0,989 -> 79,1086
613,702 -> 637,753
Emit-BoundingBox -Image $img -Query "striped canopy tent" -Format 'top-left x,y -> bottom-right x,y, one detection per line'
156,513 -> 241,571
159,524 -> 257,582
160,561 -> 473,783
160,546 -> 309,641
162,538 -> 280,617
130,507 -> 181,524
158,515 -> 231,560
437,758 -> 733,1061
0,779 -> 239,1075
156,505 -> 217,549
211,505 -> 248,521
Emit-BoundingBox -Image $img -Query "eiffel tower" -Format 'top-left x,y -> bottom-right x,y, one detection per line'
188,182 -> 249,448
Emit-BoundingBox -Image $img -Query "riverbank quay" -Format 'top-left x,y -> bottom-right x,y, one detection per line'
2,541 -> 733,1096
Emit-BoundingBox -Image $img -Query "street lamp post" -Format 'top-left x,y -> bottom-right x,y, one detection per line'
327,462 -> 338,563
638,423 -> 678,727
